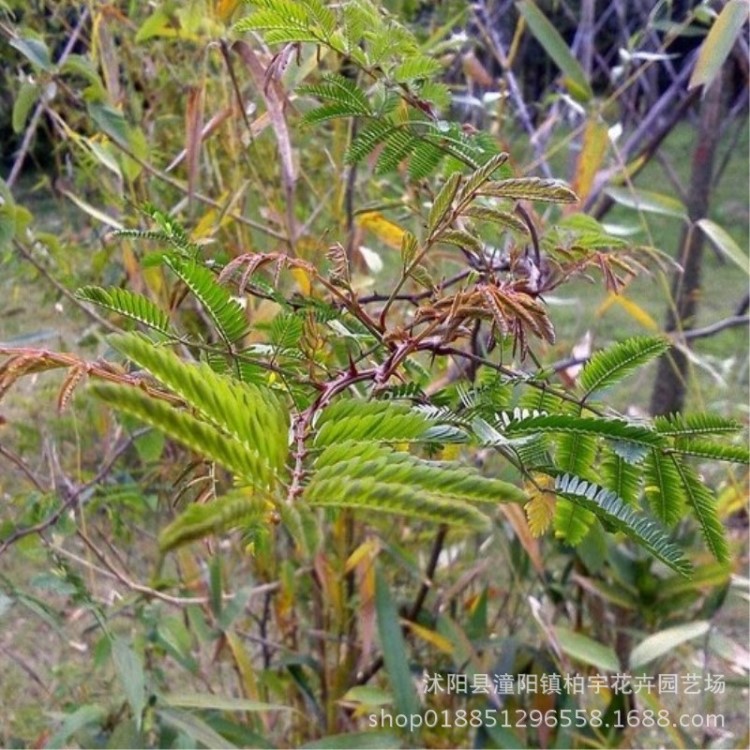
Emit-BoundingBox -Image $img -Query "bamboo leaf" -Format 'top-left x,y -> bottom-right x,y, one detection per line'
689,0 -> 747,91
554,627 -> 620,672
629,621 -> 711,669
609,294 -> 659,331
45,706 -> 107,749
516,0 -> 593,101
375,567 -> 421,719
112,638 -> 146,729
571,117 -> 609,202
356,211 -> 406,250
697,218 -> 749,275
605,187 -> 688,219
163,692 -> 291,713
157,707 -> 237,749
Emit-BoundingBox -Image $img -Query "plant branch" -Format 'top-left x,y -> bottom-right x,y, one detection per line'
679,314 -> 749,342
14,239 -> 121,333
0,428 -> 147,556
0,444 -> 49,493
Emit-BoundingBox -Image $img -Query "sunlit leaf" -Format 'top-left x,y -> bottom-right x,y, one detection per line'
571,117 -> 609,202
689,0 -> 747,91
163,692 -> 291,712
697,218 -> 749,275
605,186 -> 687,219
629,621 -> 711,669
554,626 -> 620,672
356,211 -> 405,249
10,36 -> 52,70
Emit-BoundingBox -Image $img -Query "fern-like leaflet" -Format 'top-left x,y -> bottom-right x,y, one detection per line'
554,474 -> 691,576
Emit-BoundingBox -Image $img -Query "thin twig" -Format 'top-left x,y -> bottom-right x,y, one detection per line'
0,643 -> 51,692
14,239 -> 120,333
679,315 -> 749,341
0,428 -> 147,556
5,8 -> 91,187
359,269 -> 474,305
55,538 -> 284,607
408,525 -> 448,621
0,444 -> 49,493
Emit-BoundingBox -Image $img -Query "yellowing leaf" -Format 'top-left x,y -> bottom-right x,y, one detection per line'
404,620 -> 454,655
291,267 -> 313,296
215,0 -> 241,23
226,632 -> 259,701
525,475 -> 556,537
571,117 -> 609,204
135,8 -> 178,43
601,293 -> 658,331
356,211 -> 405,249
439,444 -> 462,461
142,265 -> 166,300
192,208 -> 220,239
499,503 -> 544,574
345,538 -> 380,574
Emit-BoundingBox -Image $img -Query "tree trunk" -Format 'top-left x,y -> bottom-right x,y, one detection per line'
649,73 -> 725,416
